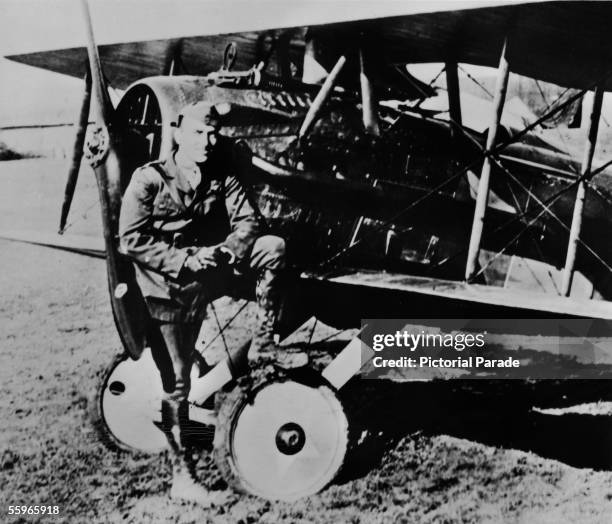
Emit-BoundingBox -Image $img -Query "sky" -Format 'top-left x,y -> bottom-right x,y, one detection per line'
0,59 -> 83,126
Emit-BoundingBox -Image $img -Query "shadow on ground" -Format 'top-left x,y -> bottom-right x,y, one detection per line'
295,338 -> 612,484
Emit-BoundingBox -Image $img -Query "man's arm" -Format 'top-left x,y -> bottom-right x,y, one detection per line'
119,167 -> 189,279
222,173 -> 261,263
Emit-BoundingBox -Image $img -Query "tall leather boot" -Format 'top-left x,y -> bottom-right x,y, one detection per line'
249,268 -> 279,358
161,399 -> 231,507
249,268 -> 308,368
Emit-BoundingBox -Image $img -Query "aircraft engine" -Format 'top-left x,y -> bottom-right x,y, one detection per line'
114,75 -> 312,168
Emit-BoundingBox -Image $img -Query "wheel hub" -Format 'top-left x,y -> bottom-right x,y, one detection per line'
275,422 -> 306,455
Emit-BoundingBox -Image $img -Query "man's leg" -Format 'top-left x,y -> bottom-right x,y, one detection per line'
248,235 -> 307,367
155,322 -> 197,448
150,320 -> 230,507
249,235 -> 284,357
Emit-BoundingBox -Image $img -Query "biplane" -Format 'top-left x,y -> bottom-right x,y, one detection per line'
4,0 -> 612,501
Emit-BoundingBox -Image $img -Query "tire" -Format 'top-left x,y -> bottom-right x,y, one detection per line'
213,377 -> 349,501
89,350 -> 168,455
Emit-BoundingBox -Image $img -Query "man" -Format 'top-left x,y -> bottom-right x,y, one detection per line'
118,101 -> 288,506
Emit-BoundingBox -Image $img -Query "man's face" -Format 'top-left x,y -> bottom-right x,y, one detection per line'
175,116 -> 219,164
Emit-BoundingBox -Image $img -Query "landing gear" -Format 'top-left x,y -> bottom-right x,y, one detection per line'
93,315 -> 355,500
213,377 -> 348,501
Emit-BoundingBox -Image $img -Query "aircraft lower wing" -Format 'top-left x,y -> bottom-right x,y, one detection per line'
303,269 -> 612,320
0,229 -> 105,259
4,228 -> 611,319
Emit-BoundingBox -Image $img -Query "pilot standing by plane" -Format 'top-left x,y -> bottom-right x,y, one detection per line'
118,101 -> 292,506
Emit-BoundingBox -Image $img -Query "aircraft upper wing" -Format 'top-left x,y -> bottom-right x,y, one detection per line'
308,1 -> 612,92
6,1 -> 611,93
2,0 -> 505,89
6,32 -> 298,90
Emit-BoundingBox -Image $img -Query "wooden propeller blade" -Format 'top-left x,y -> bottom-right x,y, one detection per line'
79,0 -> 149,361
59,69 -> 91,234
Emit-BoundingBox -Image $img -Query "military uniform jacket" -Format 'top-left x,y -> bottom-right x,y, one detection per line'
118,141 -> 261,304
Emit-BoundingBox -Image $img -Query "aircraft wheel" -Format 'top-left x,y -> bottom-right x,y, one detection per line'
214,378 -> 348,501
90,349 -> 167,454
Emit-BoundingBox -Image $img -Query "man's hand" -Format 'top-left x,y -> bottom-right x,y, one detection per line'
195,245 -> 236,269
216,245 -> 236,266
195,246 -> 219,269
183,255 -> 204,273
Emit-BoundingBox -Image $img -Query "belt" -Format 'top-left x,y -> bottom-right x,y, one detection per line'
154,230 -> 197,248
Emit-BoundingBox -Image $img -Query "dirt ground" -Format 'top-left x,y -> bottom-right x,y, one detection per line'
1,158 -> 612,523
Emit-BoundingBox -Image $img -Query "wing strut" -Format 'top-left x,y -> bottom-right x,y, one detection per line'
445,61 -> 462,142
163,39 -> 184,76
465,38 -> 510,281
358,47 -> 380,136
298,55 -> 346,140
561,85 -> 604,296
59,68 -> 91,234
